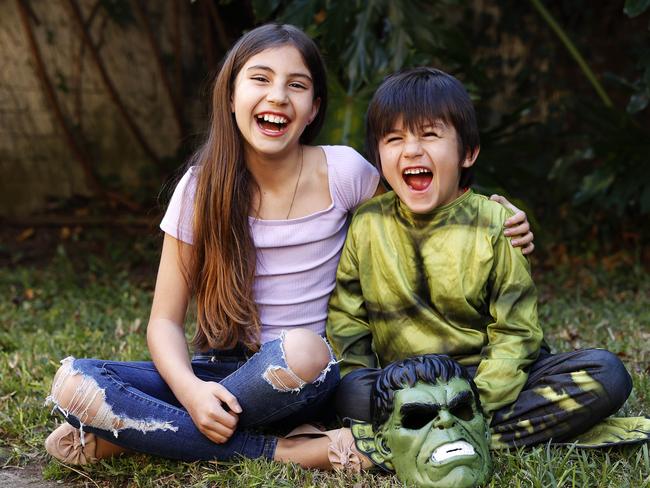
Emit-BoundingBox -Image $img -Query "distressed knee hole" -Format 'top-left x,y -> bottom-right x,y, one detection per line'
45,356 -> 178,437
263,365 -> 307,393
281,329 -> 332,383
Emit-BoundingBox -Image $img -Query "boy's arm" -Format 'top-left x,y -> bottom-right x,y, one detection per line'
473,223 -> 543,417
326,227 -> 377,376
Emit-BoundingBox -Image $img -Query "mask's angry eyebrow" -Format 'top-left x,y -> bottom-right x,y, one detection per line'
448,390 -> 473,409
400,402 -> 440,417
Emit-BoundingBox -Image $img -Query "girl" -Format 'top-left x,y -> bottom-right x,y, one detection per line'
44,24 -> 533,470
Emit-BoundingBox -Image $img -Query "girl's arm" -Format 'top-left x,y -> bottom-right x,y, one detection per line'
490,194 -> 535,255
147,233 -> 242,444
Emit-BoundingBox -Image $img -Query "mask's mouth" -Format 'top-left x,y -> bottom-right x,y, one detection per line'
256,113 -> 289,134
402,167 -> 432,191
429,440 -> 476,463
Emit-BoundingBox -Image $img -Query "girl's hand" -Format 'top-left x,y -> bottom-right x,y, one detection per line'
490,194 -> 535,255
184,378 -> 243,444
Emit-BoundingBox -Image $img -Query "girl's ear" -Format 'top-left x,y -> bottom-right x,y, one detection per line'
461,146 -> 480,168
308,97 -> 321,124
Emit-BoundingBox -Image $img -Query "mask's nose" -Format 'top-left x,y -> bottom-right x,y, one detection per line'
433,409 -> 456,429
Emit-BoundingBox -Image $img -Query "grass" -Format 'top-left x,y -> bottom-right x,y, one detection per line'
1,228 -> 649,487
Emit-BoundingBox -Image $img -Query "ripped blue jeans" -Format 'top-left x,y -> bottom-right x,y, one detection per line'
45,335 -> 339,462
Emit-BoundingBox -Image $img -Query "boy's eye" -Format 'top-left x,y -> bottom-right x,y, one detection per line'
422,131 -> 439,138
385,136 -> 402,143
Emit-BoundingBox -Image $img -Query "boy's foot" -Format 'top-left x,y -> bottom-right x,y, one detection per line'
45,423 -> 97,465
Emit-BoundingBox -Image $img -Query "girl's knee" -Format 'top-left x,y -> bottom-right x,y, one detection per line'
47,357 -> 109,426
283,329 -> 331,380
263,329 -> 332,391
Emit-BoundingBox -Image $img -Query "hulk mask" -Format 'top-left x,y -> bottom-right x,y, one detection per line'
356,355 -> 492,488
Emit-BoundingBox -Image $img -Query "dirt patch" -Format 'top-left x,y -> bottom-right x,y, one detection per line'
0,465 -> 60,487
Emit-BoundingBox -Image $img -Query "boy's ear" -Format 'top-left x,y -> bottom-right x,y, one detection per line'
461,146 -> 480,168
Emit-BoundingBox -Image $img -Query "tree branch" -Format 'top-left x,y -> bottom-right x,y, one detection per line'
130,0 -> 185,139
64,0 -> 163,167
16,0 -> 140,211
16,0 -> 102,195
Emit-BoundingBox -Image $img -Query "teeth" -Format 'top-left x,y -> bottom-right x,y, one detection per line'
430,441 -> 475,463
403,168 -> 431,175
260,114 -> 288,124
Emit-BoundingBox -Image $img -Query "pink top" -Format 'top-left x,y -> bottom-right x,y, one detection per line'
160,145 -> 380,343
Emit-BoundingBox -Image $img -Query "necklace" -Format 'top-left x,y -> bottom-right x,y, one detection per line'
285,146 -> 304,219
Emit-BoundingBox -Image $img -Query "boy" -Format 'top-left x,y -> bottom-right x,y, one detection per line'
326,67 -> 632,448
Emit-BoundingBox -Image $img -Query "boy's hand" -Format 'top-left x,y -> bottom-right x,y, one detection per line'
490,195 -> 535,255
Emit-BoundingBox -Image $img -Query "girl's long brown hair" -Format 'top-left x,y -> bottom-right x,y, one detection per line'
185,24 -> 328,352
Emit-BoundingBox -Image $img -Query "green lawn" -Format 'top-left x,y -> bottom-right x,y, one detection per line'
1,230 -> 649,487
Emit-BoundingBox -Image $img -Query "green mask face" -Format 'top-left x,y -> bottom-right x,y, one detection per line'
374,378 -> 492,488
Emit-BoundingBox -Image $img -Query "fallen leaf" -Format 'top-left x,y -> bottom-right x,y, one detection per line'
16,228 -> 34,242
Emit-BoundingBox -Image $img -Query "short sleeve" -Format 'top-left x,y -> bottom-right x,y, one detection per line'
325,146 -> 380,211
159,166 -> 197,244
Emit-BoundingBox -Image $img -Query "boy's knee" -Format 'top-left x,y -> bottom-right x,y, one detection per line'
335,368 -> 379,422
263,329 -> 332,391
584,349 -> 632,412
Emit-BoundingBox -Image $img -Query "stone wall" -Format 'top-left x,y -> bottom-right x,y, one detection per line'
0,1 -> 182,217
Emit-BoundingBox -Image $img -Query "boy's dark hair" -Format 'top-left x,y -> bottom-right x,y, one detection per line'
365,67 -> 479,188
371,354 -> 482,430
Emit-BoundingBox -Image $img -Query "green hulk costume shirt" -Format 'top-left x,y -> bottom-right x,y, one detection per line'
327,189 -> 543,416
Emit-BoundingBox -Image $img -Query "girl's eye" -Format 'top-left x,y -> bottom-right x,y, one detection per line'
289,82 -> 307,89
251,76 -> 268,83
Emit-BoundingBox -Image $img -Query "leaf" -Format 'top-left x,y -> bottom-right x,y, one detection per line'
623,0 -> 650,18
574,168 -> 616,204
251,0 -> 281,21
641,185 -> 650,213
16,228 -> 34,242
627,93 -> 649,113
278,0 -> 320,27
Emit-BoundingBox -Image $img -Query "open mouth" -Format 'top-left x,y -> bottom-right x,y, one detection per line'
429,441 -> 476,463
256,113 -> 289,134
403,167 -> 432,191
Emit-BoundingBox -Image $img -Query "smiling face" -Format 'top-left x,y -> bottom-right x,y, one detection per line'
231,45 -> 320,160
378,118 -> 478,214
376,379 -> 491,488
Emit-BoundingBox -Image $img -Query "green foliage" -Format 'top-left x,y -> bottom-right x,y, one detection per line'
621,1 -> 650,115
624,0 -> 650,19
